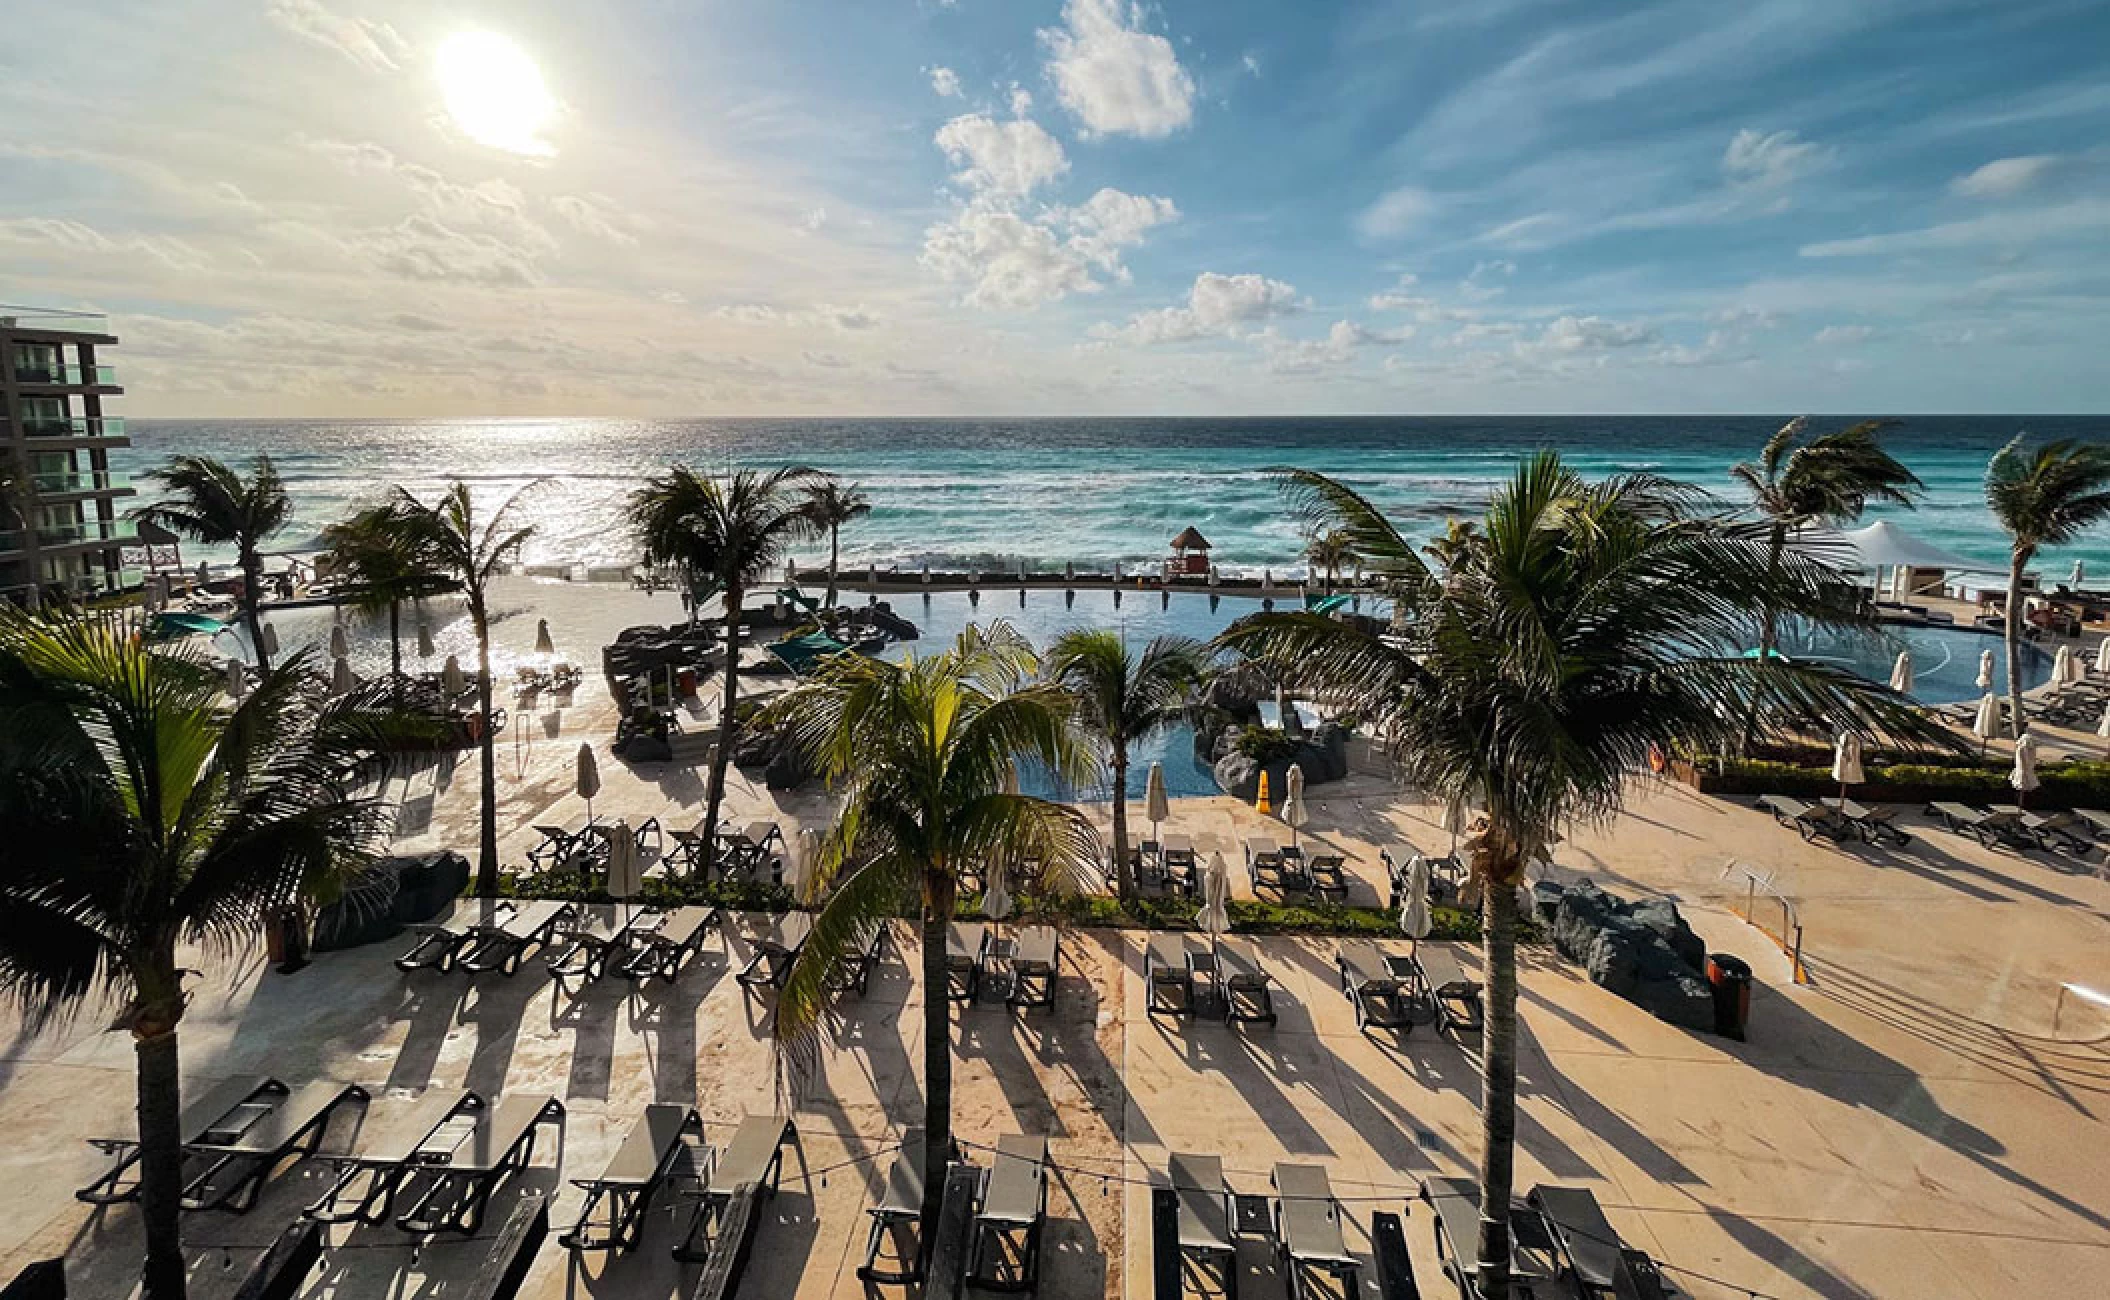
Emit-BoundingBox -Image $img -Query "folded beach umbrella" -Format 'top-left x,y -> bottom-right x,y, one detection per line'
1972,693 -> 2001,753
1888,650 -> 1913,695
1064,560 -> 1075,581
606,820 -> 641,920
1112,560 -> 1122,582
1144,762 -> 1169,843
1282,764 -> 1309,846
982,859 -> 1013,923
2097,635 -> 2110,675
2011,731 -> 2040,803
1976,649 -> 1994,691
441,654 -> 467,697
2098,700 -> 2110,758
224,657 -> 246,699
260,622 -> 279,660
329,623 -> 350,660
2052,643 -> 2075,687
1207,564 -> 1219,587
1831,731 -> 1865,800
575,742 -> 601,821
2073,559 -> 2086,587
1261,568 -> 1274,597
785,559 -> 798,587
1255,769 -> 1272,816
535,618 -> 555,657
330,654 -> 354,697
1399,854 -> 1432,950
1199,853 -> 1232,947
868,562 -> 878,588
921,561 -> 931,584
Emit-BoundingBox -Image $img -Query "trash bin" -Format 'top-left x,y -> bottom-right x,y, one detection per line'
1706,953 -> 1753,1040
677,666 -> 697,697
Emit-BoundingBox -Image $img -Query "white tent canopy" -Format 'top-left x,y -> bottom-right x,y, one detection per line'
1802,520 -> 2001,575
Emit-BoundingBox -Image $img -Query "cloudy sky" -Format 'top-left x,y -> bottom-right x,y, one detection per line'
4,0 -> 2107,416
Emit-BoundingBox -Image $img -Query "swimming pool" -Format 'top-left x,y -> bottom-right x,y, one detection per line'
1765,620 -> 2050,705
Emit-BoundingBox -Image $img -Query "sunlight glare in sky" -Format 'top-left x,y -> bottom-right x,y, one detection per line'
435,30 -> 555,157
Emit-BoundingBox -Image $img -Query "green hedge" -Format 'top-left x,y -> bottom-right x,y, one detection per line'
1694,755 -> 2110,809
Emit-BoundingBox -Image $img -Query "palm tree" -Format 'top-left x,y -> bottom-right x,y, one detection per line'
766,622 -> 1099,1256
319,504 -> 457,685
1221,458 -> 1946,1300
1303,528 -> 1355,592
0,611 -> 394,1300
800,477 -> 873,607
131,454 -> 292,671
1046,628 -> 1209,898
1986,437 -> 2110,739
629,466 -> 820,875
381,482 -> 536,896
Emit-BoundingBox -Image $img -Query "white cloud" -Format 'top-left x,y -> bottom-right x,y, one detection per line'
352,215 -> 541,287
796,206 -> 828,234
264,0 -> 407,73
1477,213 -> 1562,249
1010,86 -> 1035,117
922,187 -> 1176,309
1098,272 -> 1302,344
1951,155 -> 2060,198
1800,198 -> 2110,257
1368,274 -> 1434,312
1039,0 -> 1196,139
928,66 -> 962,98
1059,187 -> 1179,272
1265,319 -> 1411,372
550,194 -> 636,246
1357,186 -> 1433,240
1721,128 -> 1828,189
1813,324 -> 1876,345
935,113 -> 1069,199
1242,53 -> 1262,77
1534,314 -> 1656,352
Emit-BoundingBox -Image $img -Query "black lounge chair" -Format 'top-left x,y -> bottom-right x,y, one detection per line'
561,1103 -> 706,1253
80,1076 -> 287,1205
1216,939 -> 1277,1026
1336,941 -> 1412,1032
1274,1163 -> 1359,1299
1926,801 -> 2034,849
305,1089 -> 484,1225
1526,1185 -> 1629,1298
946,922 -> 987,1003
1245,836 -> 1288,893
859,1127 -> 935,1283
1305,853 -> 1350,901
547,909 -> 647,984
1147,932 -> 1195,1017
718,820 -> 784,881
668,818 -> 714,874
527,822 -> 599,871
1370,1209 -> 1420,1300
619,905 -> 721,983
1757,795 -> 1852,843
825,919 -> 891,997
1159,833 -> 1198,896
733,911 -> 813,990
394,1093 -> 565,1236
1382,847 -> 1464,909
453,899 -> 572,975
2006,807 -> 2099,855
1824,798 -> 1910,846
1170,1152 -> 1237,1297
1411,946 -> 1484,1038
1420,1178 -> 1564,1299
1000,925 -> 1059,1011
678,1114 -> 795,1262
968,1134 -> 1048,1293
397,901 -> 510,973
177,1080 -> 371,1213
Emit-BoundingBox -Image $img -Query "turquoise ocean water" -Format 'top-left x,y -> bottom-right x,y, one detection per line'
121,415 -> 2108,577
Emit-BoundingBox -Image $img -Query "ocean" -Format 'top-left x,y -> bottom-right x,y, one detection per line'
117,415 -> 2110,577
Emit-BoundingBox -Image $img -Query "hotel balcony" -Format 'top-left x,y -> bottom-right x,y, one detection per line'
0,308 -> 113,341
13,362 -> 120,389
30,469 -> 133,501
28,518 -> 138,551
12,416 -> 127,446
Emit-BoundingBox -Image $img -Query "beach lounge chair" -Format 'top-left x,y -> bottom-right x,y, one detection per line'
1305,853 -> 1350,901
1170,1152 -> 1237,1297
859,1128 -> 937,1283
946,922 -> 987,1003
1926,801 -> 2034,849
718,820 -> 784,881
999,925 -> 1059,1011
2074,808 -> 2110,845
546,909 -> 646,984
1274,1164 -> 1359,1299
1756,795 -> 1852,843
824,919 -> 891,997
394,1093 -> 565,1236
668,818 -> 714,874
304,1089 -> 484,1225
453,899 -> 572,975
734,911 -> 813,990
1383,847 -> 1463,909
1526,1185 -> 1630,1298
1147,932 -> 1195,1017
1824,798 -> 1910,846
618,905 -> 721,984
560,1103 -> 705,1253
1419,1178 -> 1562,1300
526,822 -> 597,870
176,1080 -> 371,1213
395,901 -> 502,973
968,1135 -> 1049,1292
1411,946 -> 1484,1038
678,1114 -> 795,1262
1160,833 -> 1198,896
1216,939 -> 1277,1027
1245,836 -> 1287,893
80,1076 -> 287,1205
1336,941 -> 1412,1032
1371,1209 -> 1420,1300
2001,806 -> 2099,855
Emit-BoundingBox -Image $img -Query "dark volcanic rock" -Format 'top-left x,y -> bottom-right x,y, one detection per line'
1549,881 -> 1720,1034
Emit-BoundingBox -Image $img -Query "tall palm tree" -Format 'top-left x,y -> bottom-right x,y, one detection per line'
1222,459 -> 1947,1300
800,477 -> 873,608
381,482 -> 536,896
629,466 -> 820,875
0,611 -> 394,1300
1303,528 -> 1355,592
319,504 -> 457,685
1986,437 -> 2110,739
131,454 -> 292,671
767,622 -> 1099,1255
1046,628 -> 1209,898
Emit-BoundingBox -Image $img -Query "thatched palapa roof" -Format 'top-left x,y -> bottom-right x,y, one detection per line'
1169,526 -> 1212,552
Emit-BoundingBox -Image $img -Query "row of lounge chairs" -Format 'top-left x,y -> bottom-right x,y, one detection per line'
1147,933 -> 1277,1025
1925,801 -> 2107,855
1243,836 -> 1351,901
1422,1177 -> 1677,1299
1757,795 -> 1909,845
526,817 -> 665,871
1337,940 -> 1484,1038
860,1129 -> 1049,1293
946,923 -> 1059,1010
396,899 -> 575,975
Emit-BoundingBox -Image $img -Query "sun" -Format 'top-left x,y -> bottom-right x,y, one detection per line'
435,30 -> 555,157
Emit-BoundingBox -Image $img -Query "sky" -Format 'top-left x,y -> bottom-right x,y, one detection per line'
3,0 -> 2108,417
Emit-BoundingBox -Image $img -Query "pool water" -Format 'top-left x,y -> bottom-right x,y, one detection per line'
1768,621 -> 2050,705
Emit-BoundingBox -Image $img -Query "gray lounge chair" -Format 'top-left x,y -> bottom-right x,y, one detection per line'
397,900 -> 518,973
1419,1178 -> 1562,1299
547,909 -> 647,983
1171,1152 -> 1237,1296
1245,836 -> 1287,893
305,1089 -> 483,1225
1527,1185 -> 1629,1298
1147,932 -> 1195,1017
1926,801 -> 2033,849
859,1127 -> 935,1283
561,1103 -> 705,1253
1305,853 -> 1350,901
177,1080 -> 371,1213
1274,1163 -> 1358,1299
394,1093 -> 565,1236
80,1076 -> 286,1205
1412,945 -> 1484,1038
824,919 -> 891,997
453,899 -> 572,975
968,1134 -> 1048,1292
676,1113 -> 795,1262
1336,941 -> 1412,1032
718,820 -> 784,881
2003,807 -> 2099,856
1002,925 -> 1058,1011
946,922 -> 987,1003
619,905 -> 721,983
1757,795 -> 1851,843
734,911 -> 812,989
1824,798 -> 1910,846
1216,939 -> 1277,1027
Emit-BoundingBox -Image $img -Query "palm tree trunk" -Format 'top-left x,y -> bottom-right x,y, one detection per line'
918,875 -> 957,1262
240,549 -> 270,674
473,596 -> 500,896
2005,547 -> 2030,741
1738,523 -> 1787,757
827,525 -> 840,609
388,599 -> 403,685
700,587 -> 744,877
134,990 -> 187,1300
1109,748 -> 1135,899
1474,861 -> 1521,1300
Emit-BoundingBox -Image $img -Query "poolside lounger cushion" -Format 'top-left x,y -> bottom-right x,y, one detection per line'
1216,940 -> 1277,1026
1337,941 -> 1412,1032
180,1080 -> 371,1214
968,1134 -> 1048,1292
1527,1185 -> 1625,1294
560,1103 -> 703,1253
1170,1152 -> 1235,1271
394,1093 -> 564,1236
1004,925 -> 1059,1011
946,922 -> 987,1003
1276,1163 -> 1359,1297
1147,933 -> 1194,1017
1412,946 -> 1484,1037
859,1128 -> 933,1283
304,1089 -> 483,1225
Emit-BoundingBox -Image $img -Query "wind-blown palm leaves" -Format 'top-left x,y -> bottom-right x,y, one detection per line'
1046,628 -> 1209,897
320,503 -> 458,685
378,481 -> 537,895
800,476 -> 873,608
1302,528 -> 1355,591
1987,437 -> 2110,739
1221,456 -> 1951,1300
628,466 -> 821,876
132,454 -> 292,671
0,609 -> 401,1300
764,622 -> 1099,1253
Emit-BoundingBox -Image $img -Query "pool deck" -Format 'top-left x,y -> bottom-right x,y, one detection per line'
4,577 -> 2108,1298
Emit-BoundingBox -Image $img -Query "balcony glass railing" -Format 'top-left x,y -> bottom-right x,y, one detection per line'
12,363 -> 117,385
33,518 -> 137,547
0,308 -> 109,335
0,531 -> 20,556
30,470 -> 132,496
17,417 -> 125,440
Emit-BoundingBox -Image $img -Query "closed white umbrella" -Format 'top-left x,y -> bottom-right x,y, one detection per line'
921,560 -> 931,585
416,618 -> 435,659
1144,762 -> 1169,845
1976,649 -> 1994,692
2073,559 -> 2086,588
575,742 -> 601,822
1888,650 -> 1914,695
1199,852 -> 1232,946
1282,763 -> 1309,847
329,655 -> 354,697
2097,700 -> 2110,758
982,859 -> 1013,922
2011,731 -> 2041,804
535,618 -> 555,657
1207,564 -> 1219,587
785,559 -> 798,586
606,820 -> 642,922
2096,635 -> 2110,677
224,657 -> 246,699
329,623 -> 350,660
2052,644 -> 2077,687
441,654 -> 467,697
868,562 -> 878,587
1112,560 -> 1122,583
259,622 -> 279,660
1831,731 -> 1865,801
1972,693 -> 2001,754
1399,854 -> 1432,950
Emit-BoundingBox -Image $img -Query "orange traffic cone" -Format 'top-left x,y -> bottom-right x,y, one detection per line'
1255,769 -> 1273,816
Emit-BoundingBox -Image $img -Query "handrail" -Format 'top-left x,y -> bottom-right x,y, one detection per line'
1722,860 -> 1807,984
